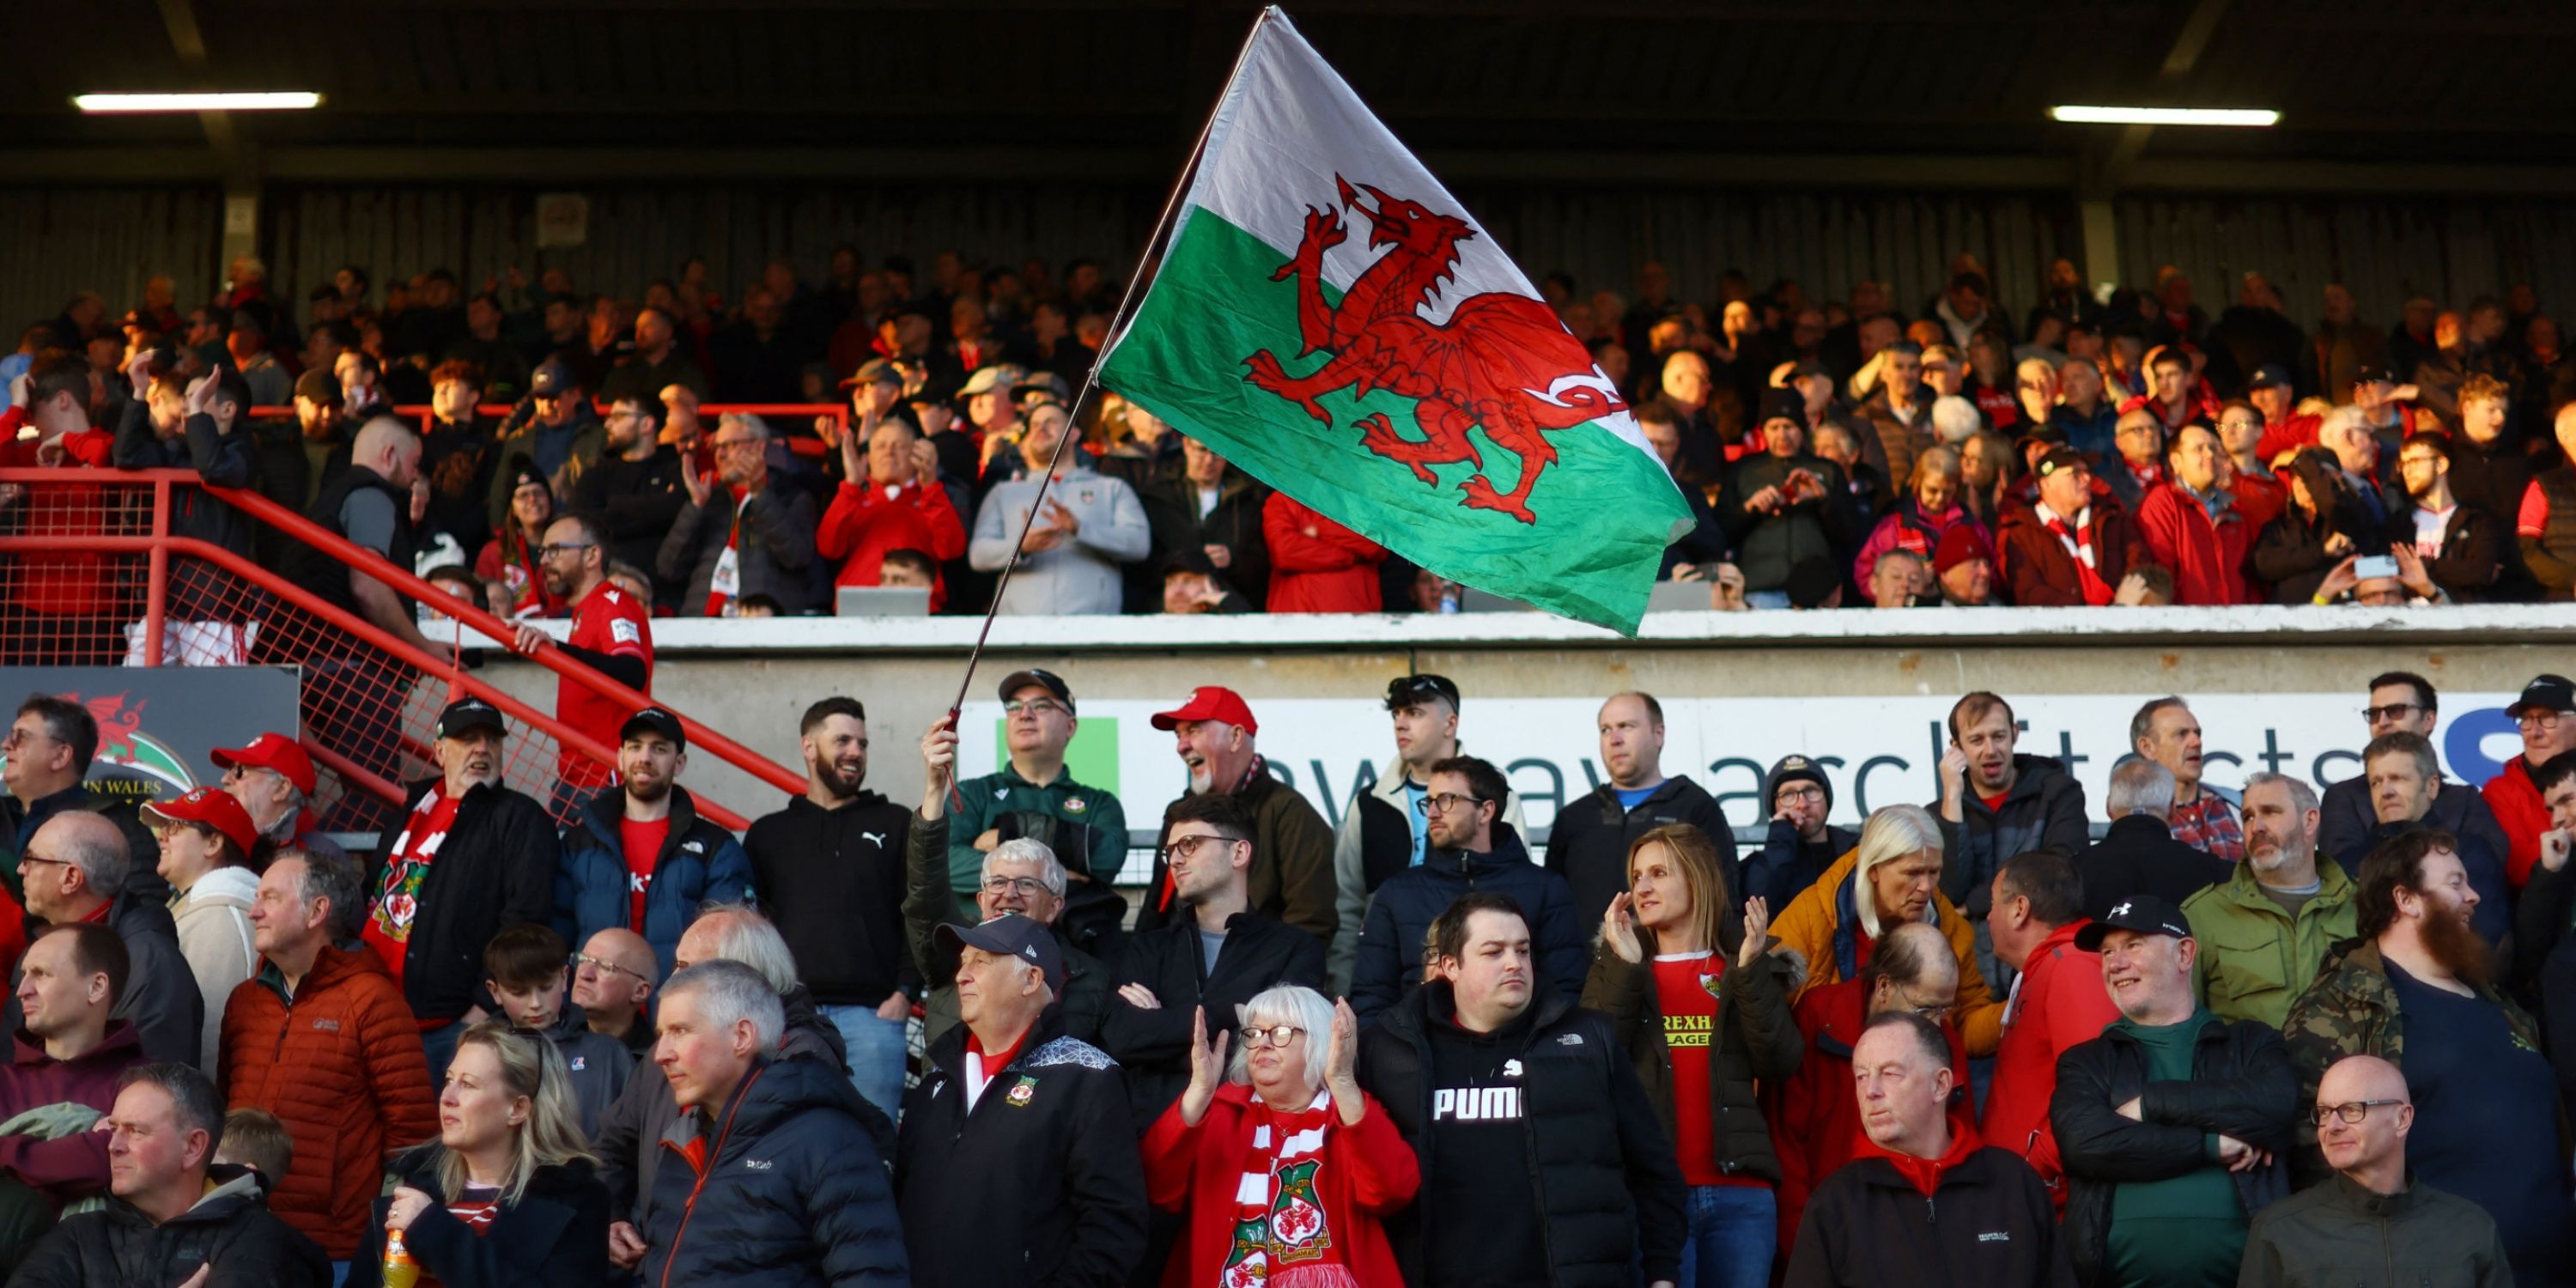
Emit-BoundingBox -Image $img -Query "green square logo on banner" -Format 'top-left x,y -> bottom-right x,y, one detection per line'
993,716 -> 1120,795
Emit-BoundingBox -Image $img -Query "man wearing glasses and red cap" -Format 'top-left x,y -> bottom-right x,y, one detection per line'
1137,688 -> 1335,947
211,732 -> 349,876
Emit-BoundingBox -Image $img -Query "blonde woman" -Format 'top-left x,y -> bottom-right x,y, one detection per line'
1765,804 -> 2002,1055
349,1022 -> 607,1286
1583,824 -> 1800,1288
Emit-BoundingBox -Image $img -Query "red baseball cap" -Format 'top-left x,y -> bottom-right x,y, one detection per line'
209,732 -> 315,796
1150,686 -> 1258,736
143,787 -> 258,857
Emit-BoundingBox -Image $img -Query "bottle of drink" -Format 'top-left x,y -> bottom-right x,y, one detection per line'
1437,582 -> 1461,614
381,1227 -> 422,1288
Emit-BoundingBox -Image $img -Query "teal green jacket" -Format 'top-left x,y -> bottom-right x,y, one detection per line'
941,762 -> 1129,914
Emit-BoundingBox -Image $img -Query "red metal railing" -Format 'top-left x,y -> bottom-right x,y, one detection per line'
0,467 -> 803,833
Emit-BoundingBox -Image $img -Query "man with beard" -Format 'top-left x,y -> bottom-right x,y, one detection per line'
743,696 -> 915,1118
1139,688 -> 1336,947
2283,831 -> 2571,1280
556,707 -> 756,983
2362,732 -> 2510,945
510,510 -> 653,807
372,699 -> 557,1080
2390,431 -> 2502,602
2183,774 -> 2358,1030
569,395 -> 692,601
2051,896 -> 2296,1287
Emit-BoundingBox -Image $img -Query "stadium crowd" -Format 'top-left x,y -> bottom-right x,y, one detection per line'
0,660 -> 2568,1286
5,249 -> 2574,632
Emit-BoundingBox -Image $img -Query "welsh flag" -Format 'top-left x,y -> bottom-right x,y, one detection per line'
1098,8 -> 1690,635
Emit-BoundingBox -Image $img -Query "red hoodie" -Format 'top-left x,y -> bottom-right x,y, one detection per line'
1766,977 -> 1972,1255
816,477 -> 966,608
1978,920 -> 2120,1209
1850,1109 -> 1988,1198
2485,756 -> 2549,890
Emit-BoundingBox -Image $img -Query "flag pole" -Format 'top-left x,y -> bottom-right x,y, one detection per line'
938,6 -> 1279,746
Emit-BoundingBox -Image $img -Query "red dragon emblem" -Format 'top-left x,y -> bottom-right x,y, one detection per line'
78,693 -> 145,762
1243,176 -> 1625,524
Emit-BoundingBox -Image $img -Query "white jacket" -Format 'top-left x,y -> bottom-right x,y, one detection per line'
171,865 -> 259,1070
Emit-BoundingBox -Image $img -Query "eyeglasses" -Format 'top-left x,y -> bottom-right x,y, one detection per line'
1161,833 -> 1240,863
1776,785 -> 1826,802
2312,1099 -> 2406,1126
0,728 -> 47,751
2518,711 -> 2566,730
569,952 -> 647,984
2360,703 -> 2422,723
16,852 -> 70,870
1002,698 -> 1065,717
538,542 -> 594,559
1240,1024 -> 1305,1048
1421,793 -> 1485,816
712,438 -> 761,453
981,874 -> 1054,897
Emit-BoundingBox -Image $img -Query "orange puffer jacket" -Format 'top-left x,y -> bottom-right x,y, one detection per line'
217,945 -> 438,1260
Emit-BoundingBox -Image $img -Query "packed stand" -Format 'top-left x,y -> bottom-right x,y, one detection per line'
11,250 -> 2573,635
0,658 -> 2569,1284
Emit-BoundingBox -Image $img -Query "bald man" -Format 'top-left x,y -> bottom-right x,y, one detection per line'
574,927 -> 660,1057
7,812 -> 201,1066
2237,1055 -> 2510,1286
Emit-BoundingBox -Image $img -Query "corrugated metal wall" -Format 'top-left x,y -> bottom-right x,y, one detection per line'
9,183 -> 2575,342
0,188 -> 225,336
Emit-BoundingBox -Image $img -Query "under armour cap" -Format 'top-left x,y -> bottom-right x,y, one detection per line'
2075,894 -> 2194,951
210,732 -> 315,796
936,914 -> 1063,993
435,697 -> 508,740
619,707 -> 687,752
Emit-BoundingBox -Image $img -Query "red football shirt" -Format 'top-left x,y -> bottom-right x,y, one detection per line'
618,815 -> 670,934
559,581 -> 653,789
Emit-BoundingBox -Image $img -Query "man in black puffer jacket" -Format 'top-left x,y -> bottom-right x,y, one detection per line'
15,1063 -> 329,1288
1349,758 -> 1587,1030
2050,897 -> 2297,1287
642,961 -> 906,1287
1358,891 -> 1685,1288
1546,692 -> 1730,928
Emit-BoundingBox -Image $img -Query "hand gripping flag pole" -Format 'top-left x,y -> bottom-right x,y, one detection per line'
936,7 -> 1281,769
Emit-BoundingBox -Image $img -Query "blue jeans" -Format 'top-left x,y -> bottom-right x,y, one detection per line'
1676,1185 -> 1775,1288
822,1003 -> 909,1121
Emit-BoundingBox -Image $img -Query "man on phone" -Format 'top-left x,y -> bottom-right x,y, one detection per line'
1715,389 -> 1859,609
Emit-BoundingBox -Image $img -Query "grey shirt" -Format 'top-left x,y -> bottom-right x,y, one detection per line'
969,462 -> 1151,615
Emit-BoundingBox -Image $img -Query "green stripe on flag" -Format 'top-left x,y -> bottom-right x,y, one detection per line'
1103,209 -> 1688,635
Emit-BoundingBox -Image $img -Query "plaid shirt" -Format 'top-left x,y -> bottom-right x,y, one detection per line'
2169,789 -> 2245,860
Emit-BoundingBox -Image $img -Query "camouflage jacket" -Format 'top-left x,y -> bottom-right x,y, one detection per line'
2280,936 -> 2543,1184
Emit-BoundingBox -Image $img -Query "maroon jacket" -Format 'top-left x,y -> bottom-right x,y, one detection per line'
0,1020 -> 150,1201
1997,501 -> 2151,606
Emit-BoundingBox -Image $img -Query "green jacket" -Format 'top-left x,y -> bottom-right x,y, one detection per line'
941,762 -> 1129,912
2238,1170 -> 2512,1288
2279,938 -> 2545,1186
2182,857 -> 2357,1030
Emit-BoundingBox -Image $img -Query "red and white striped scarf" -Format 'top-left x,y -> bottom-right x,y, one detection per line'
1219,1090 -> 1355,1288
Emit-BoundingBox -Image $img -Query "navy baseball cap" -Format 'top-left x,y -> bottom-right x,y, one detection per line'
937,914 -> 1063,992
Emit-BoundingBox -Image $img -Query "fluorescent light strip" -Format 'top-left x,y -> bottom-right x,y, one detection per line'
73,92 -> 322,113
2049,105 -> 2278,127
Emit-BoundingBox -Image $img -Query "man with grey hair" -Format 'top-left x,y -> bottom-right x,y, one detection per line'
967,399 -> 1151,615
2077,758 -> 2233,920
898,914 -> 1146,1287
8,813 -> 199,1066
597,902 -> 878,1274
2130,696 -> 2243,860
2183,773 -> 2360,1029
658,410 -> 820,615
2361,731 -> 2510,945
906,719 -> 1111,1047
641,959 -> 908,1286
15,1062 -> 330,1287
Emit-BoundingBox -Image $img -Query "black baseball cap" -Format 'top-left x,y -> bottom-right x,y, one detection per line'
620,706 -> 686,751
2507,675 -> 2576,719
999,668 -> 1074,714
2246,364 -> 2293,391
2353,365 -> 2395,386
1759,388 -> 1807,427
2075,894 -> 2194,951
1384,673 -> 1461,713
435,696 -> 507,740
936,914 -> 1063,992
1160,549 -> 1222,580
2033,446 -> 2089,479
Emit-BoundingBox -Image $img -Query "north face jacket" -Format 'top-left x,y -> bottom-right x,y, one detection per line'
554,784 -> 757,981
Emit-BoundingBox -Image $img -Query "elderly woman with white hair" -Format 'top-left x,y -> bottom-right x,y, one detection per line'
1765,803 -> 2004,1055
1143,986 -> 1417,1288
656,409 -> 820,615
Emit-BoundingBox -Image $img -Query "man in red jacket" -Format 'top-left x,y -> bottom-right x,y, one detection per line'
817,406 -> 964,608
1263,492 -> 1386,612
2135,424 -> 2253,605
1979,851 -> 2117,1207
1998,448 -> 2153,607
2488,674 -> 2576,890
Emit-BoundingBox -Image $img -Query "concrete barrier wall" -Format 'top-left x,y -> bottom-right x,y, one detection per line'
477,604 -> 2576,841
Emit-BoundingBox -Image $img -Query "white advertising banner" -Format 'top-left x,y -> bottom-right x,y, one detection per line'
957,690 -> 2532,835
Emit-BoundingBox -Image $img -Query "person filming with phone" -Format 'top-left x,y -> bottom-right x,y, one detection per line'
1716,389 -> 1859,610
